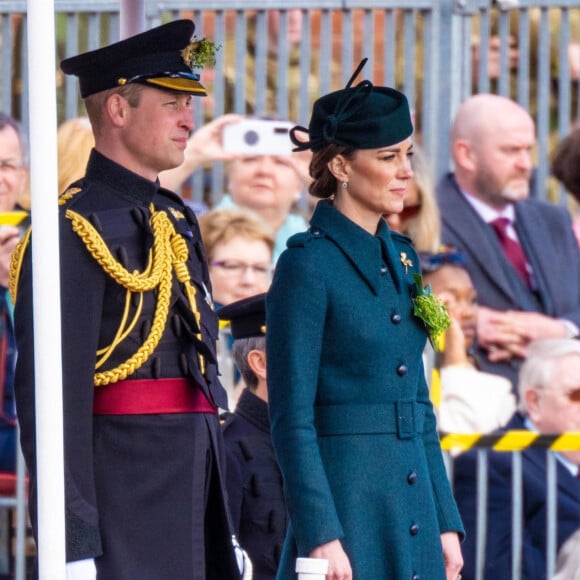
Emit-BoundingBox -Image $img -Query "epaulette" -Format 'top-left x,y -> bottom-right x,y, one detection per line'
286,228 -> 325,248
58,186 -> 84,207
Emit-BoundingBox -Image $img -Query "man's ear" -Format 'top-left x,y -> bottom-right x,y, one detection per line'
327,154 -> 350,183
247,349 -> 267,381
523,387 -> 541,423
453,139 -> 477,173
105,93 -> 130,128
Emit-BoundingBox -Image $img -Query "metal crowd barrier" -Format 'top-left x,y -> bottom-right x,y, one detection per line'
442,430 -> 580,580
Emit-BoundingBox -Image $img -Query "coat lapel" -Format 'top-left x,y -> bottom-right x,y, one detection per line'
439,175 -> 515,299
310,201 -> 387,296
514,204 -> 556,315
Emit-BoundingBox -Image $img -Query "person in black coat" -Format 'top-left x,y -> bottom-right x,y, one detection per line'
453,338 -> 580,580
11,21 -> 243,580
218,294 -> 287,580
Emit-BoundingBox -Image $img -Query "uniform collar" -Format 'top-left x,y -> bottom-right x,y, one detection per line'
235,388 -> 270,433
85,149 -> 161,205
310,200 -> 404,295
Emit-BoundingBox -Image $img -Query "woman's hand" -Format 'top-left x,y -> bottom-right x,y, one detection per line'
309,539 -> 352,580
441,532 -> 463,580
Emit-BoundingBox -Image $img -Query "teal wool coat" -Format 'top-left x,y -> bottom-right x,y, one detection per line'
266,201 -> 464,580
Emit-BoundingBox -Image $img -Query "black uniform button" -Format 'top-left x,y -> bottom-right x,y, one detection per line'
410,523 -> 419,536
396,364 -> 407,376
391,312 -> 402,324
407,471 -> 417,484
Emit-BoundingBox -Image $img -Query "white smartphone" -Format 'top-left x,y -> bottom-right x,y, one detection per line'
222,119 -> 294,156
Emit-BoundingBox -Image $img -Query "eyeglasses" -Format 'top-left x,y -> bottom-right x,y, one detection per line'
210,260 -> 273,278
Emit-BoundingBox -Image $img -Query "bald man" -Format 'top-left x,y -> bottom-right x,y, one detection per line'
437,94 -> 580,390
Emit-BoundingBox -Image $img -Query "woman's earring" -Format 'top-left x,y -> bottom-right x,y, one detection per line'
341,181 -> 348,189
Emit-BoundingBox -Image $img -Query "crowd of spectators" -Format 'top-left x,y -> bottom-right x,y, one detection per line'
5,6 -> 580,578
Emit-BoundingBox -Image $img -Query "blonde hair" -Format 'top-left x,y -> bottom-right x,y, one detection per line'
403,145 -> 441,253
57,117 -> 95,194
198,207 -> 275,260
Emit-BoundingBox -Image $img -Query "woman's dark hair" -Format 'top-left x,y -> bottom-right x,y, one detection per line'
309,144 -> 356,199
551,128 -> 580,200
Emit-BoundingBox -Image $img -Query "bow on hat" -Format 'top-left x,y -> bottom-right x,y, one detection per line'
290,58 -> 413,153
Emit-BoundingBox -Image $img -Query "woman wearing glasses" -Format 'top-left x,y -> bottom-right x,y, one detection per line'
200,207 -> 275,405
199,207 -> 275,308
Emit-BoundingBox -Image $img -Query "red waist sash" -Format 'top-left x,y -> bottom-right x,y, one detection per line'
93,378 -> 217,415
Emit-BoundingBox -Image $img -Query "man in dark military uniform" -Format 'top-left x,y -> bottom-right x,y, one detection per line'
217,294 -> 287,580
11,20 -> 243,580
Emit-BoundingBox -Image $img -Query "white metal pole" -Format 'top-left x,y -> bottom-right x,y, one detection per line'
26,0 -> 66,578
120,0 -> 146,38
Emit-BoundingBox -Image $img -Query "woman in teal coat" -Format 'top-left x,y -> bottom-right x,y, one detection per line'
266,62 -> 464,580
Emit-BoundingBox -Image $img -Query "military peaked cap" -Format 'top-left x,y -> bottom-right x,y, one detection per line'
60,20 -> 207,98
217,294 -> 267,340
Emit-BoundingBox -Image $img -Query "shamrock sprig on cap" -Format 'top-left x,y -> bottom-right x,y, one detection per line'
181,37 -> 221,70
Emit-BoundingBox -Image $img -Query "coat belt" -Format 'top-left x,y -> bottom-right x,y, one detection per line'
315,400 -> 425,439
93,378 -> 217,415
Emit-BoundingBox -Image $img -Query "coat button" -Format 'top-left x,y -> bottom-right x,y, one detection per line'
407,471 -> 417,484
391,312 -> 401,324
312,229 -> 320,236
410,523 -> 419,536
380,265 -> 387,275
412,575 -> 420,580
396,364 -> 407,376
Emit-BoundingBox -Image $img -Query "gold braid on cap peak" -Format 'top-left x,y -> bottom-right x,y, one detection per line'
66,204 -> 205,386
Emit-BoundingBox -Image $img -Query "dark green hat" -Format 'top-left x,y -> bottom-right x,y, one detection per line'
60,20 -> 208,98
290,59 -> 413,152
217,293 -> 267,340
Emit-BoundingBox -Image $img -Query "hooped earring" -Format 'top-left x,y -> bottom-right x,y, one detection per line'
341,181 -> 348,189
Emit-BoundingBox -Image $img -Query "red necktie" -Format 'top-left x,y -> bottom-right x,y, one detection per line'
490,217 -> 530,288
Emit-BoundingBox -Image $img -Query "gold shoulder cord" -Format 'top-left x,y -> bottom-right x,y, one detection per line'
9,187 -> 82,303
66,204 -> 205,386
10,201 -> 206,386
10,201 -> 203,386
9,227 -> 32,304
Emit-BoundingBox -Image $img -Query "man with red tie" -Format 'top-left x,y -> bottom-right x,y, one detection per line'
437,93 -> 580,389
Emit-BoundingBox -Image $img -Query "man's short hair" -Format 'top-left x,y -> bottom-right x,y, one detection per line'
232,336 -> 265,391
518,338 -> 580,413
84,83 -> 145,138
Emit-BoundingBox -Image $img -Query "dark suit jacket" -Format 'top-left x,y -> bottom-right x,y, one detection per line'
437,173 -> 580,386
453,413 -> 580,580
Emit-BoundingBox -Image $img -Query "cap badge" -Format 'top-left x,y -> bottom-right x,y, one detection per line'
181,37 -> 220,71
